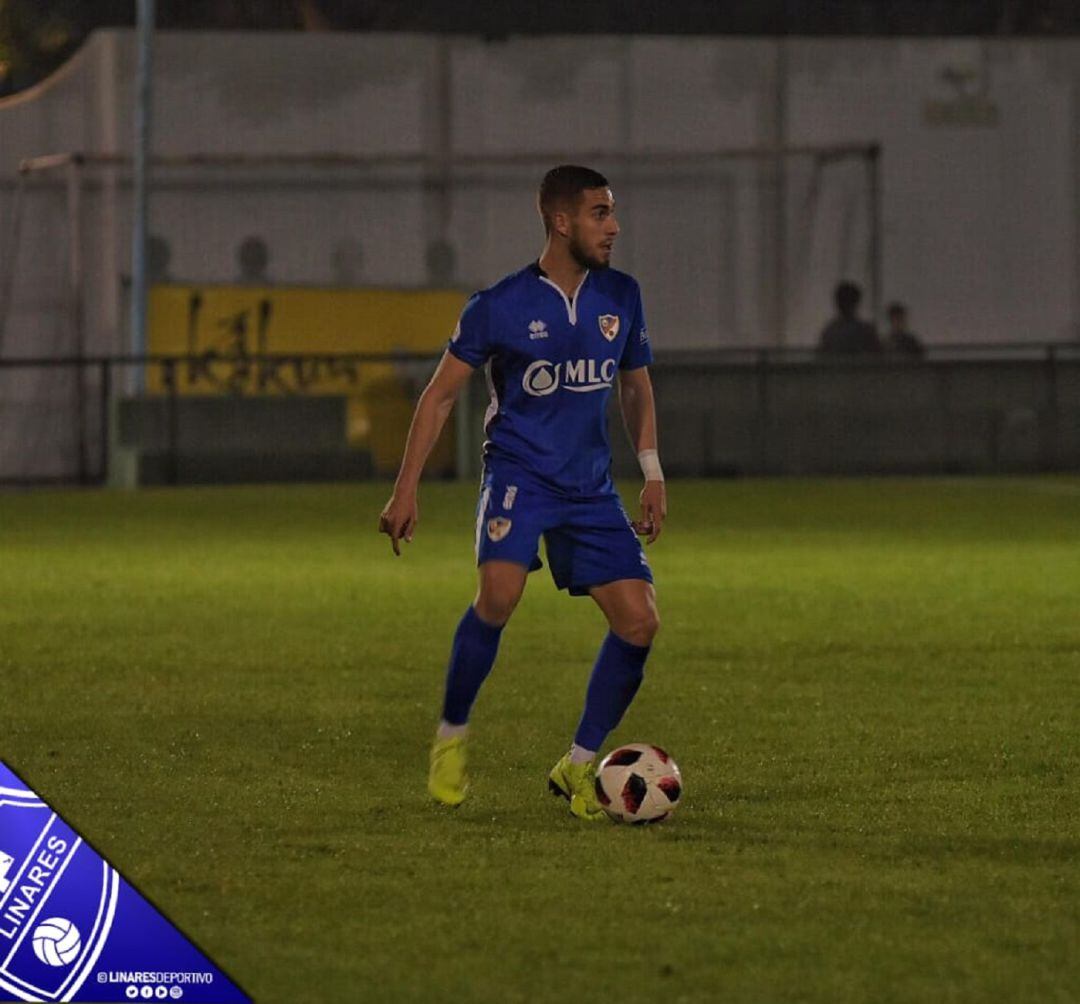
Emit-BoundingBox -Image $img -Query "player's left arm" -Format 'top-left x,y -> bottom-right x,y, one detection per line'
618,365 -> 666,544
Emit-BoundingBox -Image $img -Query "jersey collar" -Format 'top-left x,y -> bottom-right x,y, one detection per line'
530,261 -> 589,325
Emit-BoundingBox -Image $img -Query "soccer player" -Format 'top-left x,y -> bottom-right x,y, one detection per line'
378,165 -> 666,821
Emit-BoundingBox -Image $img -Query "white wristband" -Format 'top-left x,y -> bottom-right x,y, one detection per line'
637,449 -> 664,482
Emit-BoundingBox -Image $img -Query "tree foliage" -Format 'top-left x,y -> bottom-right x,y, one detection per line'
0,0 -> 84,95
4,0 -> 1080,98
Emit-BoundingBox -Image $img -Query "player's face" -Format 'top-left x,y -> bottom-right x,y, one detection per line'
567,187 -> 619,270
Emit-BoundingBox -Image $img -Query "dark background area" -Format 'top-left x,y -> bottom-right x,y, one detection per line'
3,0 -> 1080,96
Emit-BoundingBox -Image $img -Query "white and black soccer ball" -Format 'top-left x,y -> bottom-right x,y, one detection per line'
595,743 -> 682,824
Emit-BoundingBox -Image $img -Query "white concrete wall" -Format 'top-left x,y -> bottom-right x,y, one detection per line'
788,38 -> 1079,346
1,30 -> 1079,360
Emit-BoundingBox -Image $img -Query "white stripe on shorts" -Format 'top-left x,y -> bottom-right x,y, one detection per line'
474,486 -> 491,561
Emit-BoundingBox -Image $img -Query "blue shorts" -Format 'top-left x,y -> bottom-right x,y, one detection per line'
474,475 -> 653,596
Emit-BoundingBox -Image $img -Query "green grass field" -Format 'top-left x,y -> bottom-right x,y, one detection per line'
1,478 -> 1077,1004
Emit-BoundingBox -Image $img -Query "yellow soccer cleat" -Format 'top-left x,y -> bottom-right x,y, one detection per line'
547,751 -> 608,822
428,735 -> 468,806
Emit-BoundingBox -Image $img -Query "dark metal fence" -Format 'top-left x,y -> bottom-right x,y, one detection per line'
636,344 -> 1080,477
2,345 -> 1080,487
0,351 -> 445,486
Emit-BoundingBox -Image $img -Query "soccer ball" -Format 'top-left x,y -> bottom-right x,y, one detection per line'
595,743 -> 682,824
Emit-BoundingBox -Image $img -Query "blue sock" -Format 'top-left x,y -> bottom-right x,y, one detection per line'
441,606 -> 504,726
573,631 -> 650,751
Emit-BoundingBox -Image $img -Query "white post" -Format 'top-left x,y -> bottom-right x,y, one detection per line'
867,144 -> 883,329
98,31 -> 121,357
755,41 -> 789,349
66,157 -> 88,481
0,170 -> 27,354
773,39 -> 788,348
130,0 -> 155,388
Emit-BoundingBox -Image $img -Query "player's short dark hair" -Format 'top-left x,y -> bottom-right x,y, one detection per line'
538,165 -> 609,233
834,281 -> 862,314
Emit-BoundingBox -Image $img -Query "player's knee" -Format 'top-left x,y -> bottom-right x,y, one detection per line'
620,607 -> 659,648
474,592 -> 519,627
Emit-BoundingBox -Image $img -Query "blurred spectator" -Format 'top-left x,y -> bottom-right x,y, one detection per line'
425,239 -> 457,286
237,236 -> 271,284
146,234 -> 173,284
883,301 -> 924,357
817,281 -> 880,355
331,238 -> 365,286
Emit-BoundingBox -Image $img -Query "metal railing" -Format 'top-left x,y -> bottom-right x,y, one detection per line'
1,345 -> 1079,486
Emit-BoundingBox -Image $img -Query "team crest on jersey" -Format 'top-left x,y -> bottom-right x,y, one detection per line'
487,517 -> 512,542
528,320 -> 548,340
598,315 -> 620,341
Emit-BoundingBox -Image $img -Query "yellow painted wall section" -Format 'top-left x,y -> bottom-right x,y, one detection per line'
146,285 -> 467,476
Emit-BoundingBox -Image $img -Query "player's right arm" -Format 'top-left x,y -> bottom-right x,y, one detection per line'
378,350 -> 475,556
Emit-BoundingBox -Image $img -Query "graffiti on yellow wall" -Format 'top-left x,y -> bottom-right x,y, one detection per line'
147,284 -> 466,475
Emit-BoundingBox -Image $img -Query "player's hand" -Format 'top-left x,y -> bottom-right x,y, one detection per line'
378,490 -> 418,556
633,480 -> 666,544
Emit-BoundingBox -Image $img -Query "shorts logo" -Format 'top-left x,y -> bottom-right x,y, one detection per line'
502,486 -> 518,510
639,326 -> 649,345
487,517 -> 512,542
598,315 -> 620,341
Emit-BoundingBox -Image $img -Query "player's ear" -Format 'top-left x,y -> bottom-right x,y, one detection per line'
551,209 -> 572,239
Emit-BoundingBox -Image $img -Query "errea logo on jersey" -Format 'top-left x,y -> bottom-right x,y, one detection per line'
528,320 -> 548,340
522,358 -> 616,397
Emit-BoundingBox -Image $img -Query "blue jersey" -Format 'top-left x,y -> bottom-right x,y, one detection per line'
448,262 -> 653,497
